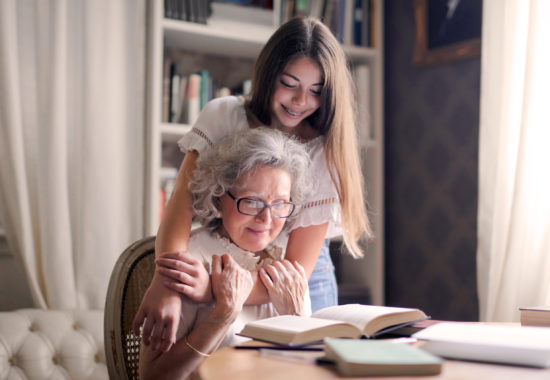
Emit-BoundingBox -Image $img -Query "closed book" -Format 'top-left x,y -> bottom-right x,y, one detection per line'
324,338 -> 442,376
185,73 -> 201,125
239,304 -> 428,346
170,72 -> 181,123
162,58 -> 172,122
519,306 -> 550,327
413,322 -> 550,368
199,69 -> 210,110
352,64 -> 371,143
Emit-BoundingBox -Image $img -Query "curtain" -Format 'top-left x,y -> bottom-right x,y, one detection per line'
477,0 -> 550,321
0,0 -> 145,309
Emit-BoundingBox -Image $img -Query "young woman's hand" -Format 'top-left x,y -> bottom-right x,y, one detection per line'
156,252 -> 213,303
259,260 -> 308,316
132,273 -> 182,353
210,254 -> 254,324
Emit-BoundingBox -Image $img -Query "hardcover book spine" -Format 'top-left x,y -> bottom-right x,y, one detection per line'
186,73 -> 201,125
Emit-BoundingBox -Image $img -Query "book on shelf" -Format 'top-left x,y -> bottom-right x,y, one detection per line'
352,64 -> 371,143
164,0 -> 212,23
162,58 -> 172,122
185,73 -> 201,125
519,306 -> 550,327
323,338 -> 443,377
238,303 -> 429,346
353,0 -> 371,46
413,322 -> 550,368
167,61 -> 187,123
211,1 -> 274,27
278,0 -> 372,47
173,75 -> 188,123
199,69 -> 211,110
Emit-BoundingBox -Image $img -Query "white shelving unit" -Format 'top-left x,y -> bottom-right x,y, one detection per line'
145,0 -> 384,304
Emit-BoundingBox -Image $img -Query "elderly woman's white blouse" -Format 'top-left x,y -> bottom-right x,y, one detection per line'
178,95 -> 342,240
175,227 -> 312,348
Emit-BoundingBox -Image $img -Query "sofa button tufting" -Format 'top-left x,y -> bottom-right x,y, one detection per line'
52,355 -> 59,364
29,324 -> 36,332
73,323 -> 79,330
9,357 -> 16,366
94,353 -> 100,362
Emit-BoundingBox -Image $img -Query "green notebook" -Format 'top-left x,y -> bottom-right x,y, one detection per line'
324,338 -> 443,377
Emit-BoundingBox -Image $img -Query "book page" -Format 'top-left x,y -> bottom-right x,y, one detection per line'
245,315 -> 346,333
312,304 -> 418,331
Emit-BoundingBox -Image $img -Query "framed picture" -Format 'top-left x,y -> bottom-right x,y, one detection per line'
414,0 -> 482,67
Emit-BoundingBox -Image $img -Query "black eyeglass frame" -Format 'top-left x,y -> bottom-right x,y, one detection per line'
226,191 -> 295,218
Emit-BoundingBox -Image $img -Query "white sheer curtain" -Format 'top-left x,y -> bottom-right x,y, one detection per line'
477,0 -> 550,322
0,0 -> 145,309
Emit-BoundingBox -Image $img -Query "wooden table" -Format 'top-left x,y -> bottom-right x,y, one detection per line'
198,341 -> 550,380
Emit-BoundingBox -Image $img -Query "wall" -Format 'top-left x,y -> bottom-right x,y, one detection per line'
384,1 -> 479,320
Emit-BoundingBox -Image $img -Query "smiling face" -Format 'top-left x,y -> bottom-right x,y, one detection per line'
218,165 -> 292,253
270,57 -> 323,134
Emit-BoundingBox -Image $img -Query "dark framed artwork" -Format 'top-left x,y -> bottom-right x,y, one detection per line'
414,0 -> 482,67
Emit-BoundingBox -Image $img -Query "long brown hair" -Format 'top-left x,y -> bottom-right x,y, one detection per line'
248,17 -> 372,257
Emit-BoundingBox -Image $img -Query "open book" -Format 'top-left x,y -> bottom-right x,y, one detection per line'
238,304 -> 428,346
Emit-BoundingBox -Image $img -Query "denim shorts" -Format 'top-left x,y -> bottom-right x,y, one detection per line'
308,240 -> 338,312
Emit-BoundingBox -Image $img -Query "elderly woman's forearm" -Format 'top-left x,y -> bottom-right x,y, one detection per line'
139,310 -> 233,380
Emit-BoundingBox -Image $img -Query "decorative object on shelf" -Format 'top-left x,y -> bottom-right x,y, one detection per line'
413,0 -> 482,67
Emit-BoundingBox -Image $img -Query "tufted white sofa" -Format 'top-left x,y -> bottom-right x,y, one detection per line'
0,309 -> 107,380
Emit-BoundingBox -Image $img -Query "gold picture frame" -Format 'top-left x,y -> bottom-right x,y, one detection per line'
414,0 -> 482,67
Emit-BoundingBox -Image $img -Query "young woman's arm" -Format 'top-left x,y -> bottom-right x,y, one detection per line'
157,223 -> 329,307
132,151 -> 199,352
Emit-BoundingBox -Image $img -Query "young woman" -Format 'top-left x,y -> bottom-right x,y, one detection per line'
134,17 -> 372,352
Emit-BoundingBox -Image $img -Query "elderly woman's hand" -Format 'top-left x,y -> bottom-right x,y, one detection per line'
156,252 -> 213,303
209,254 -> 254,324
259,260 -> 308,316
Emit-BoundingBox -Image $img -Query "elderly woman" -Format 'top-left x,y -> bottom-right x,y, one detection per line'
139,128 -> 312,380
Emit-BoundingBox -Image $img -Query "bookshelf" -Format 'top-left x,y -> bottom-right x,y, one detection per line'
145,0 -> 385,305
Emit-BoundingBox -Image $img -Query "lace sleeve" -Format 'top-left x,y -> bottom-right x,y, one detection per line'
178,96 -> 248,154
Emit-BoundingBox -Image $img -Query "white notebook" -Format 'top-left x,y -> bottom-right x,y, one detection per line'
413,322 -> 550,367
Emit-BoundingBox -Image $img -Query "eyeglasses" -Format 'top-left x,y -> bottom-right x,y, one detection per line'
226,192 -> 295,218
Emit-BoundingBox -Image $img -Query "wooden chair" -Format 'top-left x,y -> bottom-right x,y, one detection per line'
104,236 -> 155,380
